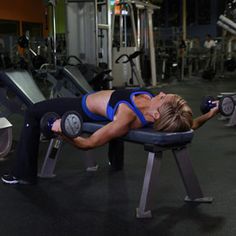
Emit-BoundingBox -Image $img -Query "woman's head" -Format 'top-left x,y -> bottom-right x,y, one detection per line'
153,94 -> 193,132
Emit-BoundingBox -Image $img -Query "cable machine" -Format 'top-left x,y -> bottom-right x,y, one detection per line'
111,0 -> 159,87
65,0 -> 112,70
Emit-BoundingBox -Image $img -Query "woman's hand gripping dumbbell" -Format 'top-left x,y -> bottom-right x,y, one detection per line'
200,95 -> 235,116
40,111 -> 83,139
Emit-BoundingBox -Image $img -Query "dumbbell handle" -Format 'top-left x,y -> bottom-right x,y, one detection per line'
47,117 -> 58,131
206,99 -> 216,109
50,119 -> 61,133
207,99 -> 218,111
40,112 -> 60,139
200,96 -> 217,114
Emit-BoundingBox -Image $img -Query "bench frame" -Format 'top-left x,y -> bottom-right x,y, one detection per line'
136,144 -> 213,218
38,124 -> 213,218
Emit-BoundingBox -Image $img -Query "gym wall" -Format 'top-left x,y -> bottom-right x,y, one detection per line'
0,0 -> 47,37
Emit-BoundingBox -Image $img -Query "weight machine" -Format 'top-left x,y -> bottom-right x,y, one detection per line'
217,0 -> 236,73
111,0 -> 159,87
30,0 -> 112,99
66,0 -> 112,71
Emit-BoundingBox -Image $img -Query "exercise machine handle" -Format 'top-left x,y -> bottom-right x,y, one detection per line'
115,54 -> 129,64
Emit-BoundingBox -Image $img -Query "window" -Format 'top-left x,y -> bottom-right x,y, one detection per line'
167,0 -> 180,27
197,0 -> 211,25
187,0 -> 196,25
0,19 -> 19,35
22,22 -> 43,38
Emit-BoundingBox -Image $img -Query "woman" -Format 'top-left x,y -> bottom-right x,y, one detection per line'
1,88 -> 218,184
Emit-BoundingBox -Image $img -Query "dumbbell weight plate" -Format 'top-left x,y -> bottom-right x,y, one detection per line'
61,111 -> 83,138
219,96 -> 235,116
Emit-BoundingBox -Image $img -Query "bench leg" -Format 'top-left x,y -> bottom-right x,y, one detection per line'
172,147 -> 213,203
38,138 -> 62,178
108,140 -> 124,170
84,151 -> 98,172
136,151 -> 162,218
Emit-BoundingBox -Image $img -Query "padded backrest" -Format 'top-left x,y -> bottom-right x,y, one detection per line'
82,122 -> 194,146
0,70 -> 45,106
63,65 -> 94,94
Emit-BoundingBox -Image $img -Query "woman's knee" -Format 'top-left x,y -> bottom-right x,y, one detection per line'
24,104 -> 42,122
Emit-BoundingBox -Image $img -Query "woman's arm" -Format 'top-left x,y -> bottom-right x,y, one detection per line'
192,103 -> 219,130
71,119 -> 131,149
52,107 -> 136,149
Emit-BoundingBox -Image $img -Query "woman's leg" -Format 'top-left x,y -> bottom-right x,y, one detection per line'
12,97 -> 88,182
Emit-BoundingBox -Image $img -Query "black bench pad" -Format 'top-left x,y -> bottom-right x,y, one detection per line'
82,122 -> 194,146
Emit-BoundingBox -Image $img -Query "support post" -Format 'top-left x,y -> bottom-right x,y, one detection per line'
136,151 -> 162,218
38,138 -> 63,178
172,147 -> 213,203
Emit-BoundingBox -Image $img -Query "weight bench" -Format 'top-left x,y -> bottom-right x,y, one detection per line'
39,122 -> 213,218
41,65 -> 94,98
63,65 -> 94,94
0,117 -> 12,160
0,70 -> 45,116
0,70 -> 46,158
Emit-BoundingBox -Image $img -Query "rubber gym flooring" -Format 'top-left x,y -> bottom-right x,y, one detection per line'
1,75 -> 236,236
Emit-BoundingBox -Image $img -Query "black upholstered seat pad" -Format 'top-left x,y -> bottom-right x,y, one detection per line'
82,122 -> 194,146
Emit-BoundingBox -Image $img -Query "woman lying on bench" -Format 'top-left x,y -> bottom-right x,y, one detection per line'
1,88 -> 218,184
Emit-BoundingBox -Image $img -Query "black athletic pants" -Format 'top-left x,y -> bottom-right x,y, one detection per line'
12,97 -> 92,181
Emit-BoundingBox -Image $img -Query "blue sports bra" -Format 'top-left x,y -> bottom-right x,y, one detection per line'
82,89 -> 154,126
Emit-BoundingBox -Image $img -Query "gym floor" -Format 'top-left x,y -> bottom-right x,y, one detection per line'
1,75 -> 236,236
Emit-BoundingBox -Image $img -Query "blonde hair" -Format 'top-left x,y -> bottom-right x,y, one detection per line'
153,95 -> 193,132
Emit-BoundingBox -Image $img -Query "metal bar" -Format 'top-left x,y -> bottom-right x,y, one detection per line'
52,3 -> 57,68
95,0 -> 99,66
98,24 -> 109,29
147,8 -> 157,86
182,0 -> 187,41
